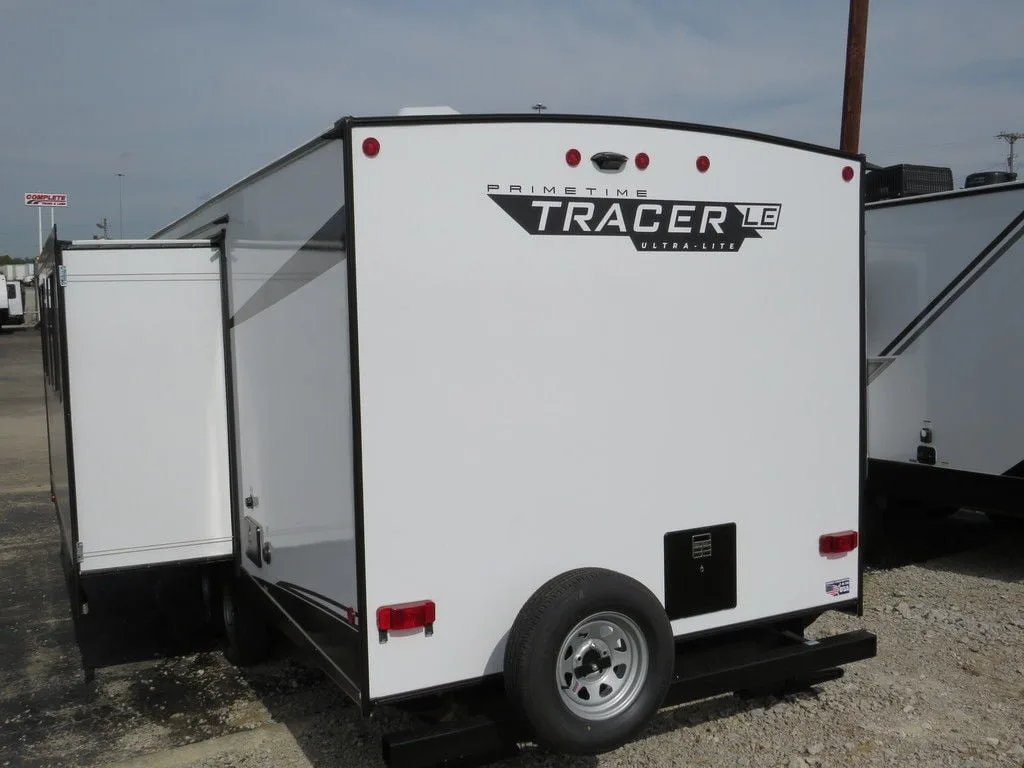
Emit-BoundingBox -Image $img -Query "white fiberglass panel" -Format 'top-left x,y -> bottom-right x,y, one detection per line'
866,185 -> 1024,474
351,120 -> 862,699
62,246 -> 232,572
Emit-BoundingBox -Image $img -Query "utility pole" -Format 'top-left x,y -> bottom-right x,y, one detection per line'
532,103 -> 547,115
96,217 -> 110,239
839,0 -> 870,154
995,132 -> 1024,175
117,172 -> 125,237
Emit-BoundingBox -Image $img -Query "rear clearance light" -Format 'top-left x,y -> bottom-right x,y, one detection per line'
635,152 -> 650,170
696,155 -> 711,173
819,530 -> 859,555
377,600 -> 436,636
566,148 -> 581,167
362,137 -> 380,157
842,165 -> 855,182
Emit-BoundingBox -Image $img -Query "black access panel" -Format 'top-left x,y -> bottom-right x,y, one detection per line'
663,523 -> 737,620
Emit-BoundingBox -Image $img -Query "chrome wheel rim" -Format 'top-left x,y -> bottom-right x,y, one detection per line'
556,611 -> 649,720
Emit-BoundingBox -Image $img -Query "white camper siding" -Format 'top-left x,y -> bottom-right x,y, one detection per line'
866,185 -> 1024,474
60,246 -> 232,572
157,139 -> 359,627
349,121 -> 862,699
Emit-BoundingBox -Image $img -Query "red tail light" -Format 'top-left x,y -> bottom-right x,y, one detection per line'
842,165 -> 855,182
566,148 -> 581,167
635,152 -> 650,170
377,600 -> 436,631
696,155 -> 711,173
819,530 -> 859,555
362,137 -> 381,157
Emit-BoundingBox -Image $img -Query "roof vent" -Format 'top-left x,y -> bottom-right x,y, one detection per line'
397,106 -> 461,116
964,170 -> 1017,189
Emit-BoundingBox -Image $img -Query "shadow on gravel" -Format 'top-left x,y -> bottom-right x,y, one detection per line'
915,525 -> 1024,584
863,508 -> 1006,571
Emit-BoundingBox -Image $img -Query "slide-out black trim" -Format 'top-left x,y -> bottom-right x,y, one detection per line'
340,112 -> 863,162
77,553 -> 233,579
214,231 -> 243,570
857,164 -> 867,615
878,206 -> 1024,357
340,117 -> 372,717
866,179 -> 1024,210
868,458 -> 1024,516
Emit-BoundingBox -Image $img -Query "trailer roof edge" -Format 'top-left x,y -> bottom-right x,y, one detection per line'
152,112 -> 863,240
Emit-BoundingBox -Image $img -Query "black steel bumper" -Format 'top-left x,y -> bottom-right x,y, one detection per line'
381,627 -> 877,768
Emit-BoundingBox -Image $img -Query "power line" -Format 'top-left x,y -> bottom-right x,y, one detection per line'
995,131 -> 1024,175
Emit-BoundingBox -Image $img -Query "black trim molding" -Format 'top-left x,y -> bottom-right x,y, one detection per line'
866,179 -> 1024,210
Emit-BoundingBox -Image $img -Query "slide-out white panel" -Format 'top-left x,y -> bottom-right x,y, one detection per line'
231,259 -> 358,616
866,185 -> 1024,474
351,120 -> 862,699
63,245 -> 232,573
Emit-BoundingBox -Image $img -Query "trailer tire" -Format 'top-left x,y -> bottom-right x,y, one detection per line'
503,567 -> 674,755
220,577 -> 270,667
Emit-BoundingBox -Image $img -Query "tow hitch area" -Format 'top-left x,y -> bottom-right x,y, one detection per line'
381,627 -> 877,768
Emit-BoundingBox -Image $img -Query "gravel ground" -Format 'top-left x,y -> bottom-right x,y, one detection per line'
3,327 -> 1024,768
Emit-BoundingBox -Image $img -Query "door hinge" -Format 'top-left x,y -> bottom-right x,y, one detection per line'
58,265 -> 68,287
74,541 -> 83,562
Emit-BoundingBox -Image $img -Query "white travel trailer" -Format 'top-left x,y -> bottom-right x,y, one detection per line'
866,174 -> 1024,524
5,278 -> 25,325
36,234 -> 236,676
151,110 -> 876,765
0,274 -> 9,326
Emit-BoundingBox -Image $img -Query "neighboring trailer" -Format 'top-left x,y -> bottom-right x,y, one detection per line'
5,278 -> 25,324
866,179 -> 1024,522
36,234 -> 236,675
0,274 -> 8,325
152,112 -> 875,765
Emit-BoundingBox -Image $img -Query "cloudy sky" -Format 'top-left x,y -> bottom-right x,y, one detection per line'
1,0 -> 1021,259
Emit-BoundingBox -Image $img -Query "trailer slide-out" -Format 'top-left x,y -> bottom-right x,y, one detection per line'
0,274 -> 9,326
866,178 -> 1024,523
151,110 -> 876,765
37,236 -> 236,675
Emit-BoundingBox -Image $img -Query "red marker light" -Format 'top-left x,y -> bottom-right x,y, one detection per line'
842,165 -> 855,182
696,155 -> 711,173
566,148 -> 581,167
377,600 -> 436,631
635,152 -> 650,170
819,530 -> 859,555
362,137 -> 380,157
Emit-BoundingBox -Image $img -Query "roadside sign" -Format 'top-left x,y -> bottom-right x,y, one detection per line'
25,193 -> 68,207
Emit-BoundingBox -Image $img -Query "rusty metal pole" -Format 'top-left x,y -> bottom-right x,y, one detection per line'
840,0 -> 870,154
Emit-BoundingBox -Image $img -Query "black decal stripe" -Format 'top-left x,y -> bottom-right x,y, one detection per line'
230,207 -> 346,327
879,207 -> 1024,357
276,581 -> 356,619
1003,460 -> 1024,478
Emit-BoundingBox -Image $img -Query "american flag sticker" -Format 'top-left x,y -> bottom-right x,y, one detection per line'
825,578 -> 851,597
